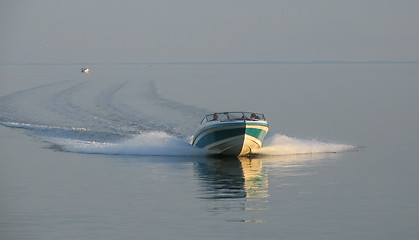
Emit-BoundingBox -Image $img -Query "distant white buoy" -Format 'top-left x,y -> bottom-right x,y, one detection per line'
81,68 -> 90,73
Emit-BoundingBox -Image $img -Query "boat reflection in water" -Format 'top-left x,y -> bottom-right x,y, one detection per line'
194,152 -> 343,222
195,157 -> 269,200
239,157 -> 269,199
195,156 -> 269,223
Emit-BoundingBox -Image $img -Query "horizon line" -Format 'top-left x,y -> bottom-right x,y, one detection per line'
1,60 -> 419,66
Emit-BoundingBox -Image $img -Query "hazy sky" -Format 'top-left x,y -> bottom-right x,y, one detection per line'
1,0 -> 418,63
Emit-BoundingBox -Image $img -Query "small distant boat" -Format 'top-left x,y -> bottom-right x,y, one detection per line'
192,112 -> 269,156
81,68 -> 90,73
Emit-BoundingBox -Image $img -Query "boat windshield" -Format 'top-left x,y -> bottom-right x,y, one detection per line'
201,112 -> 266,124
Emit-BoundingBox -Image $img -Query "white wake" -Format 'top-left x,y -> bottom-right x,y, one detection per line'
51,131 -> 209,156
48,130 -> 355,157
255,134 -> 356,156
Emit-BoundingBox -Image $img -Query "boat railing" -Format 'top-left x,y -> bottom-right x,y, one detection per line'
201,112 -> 266,124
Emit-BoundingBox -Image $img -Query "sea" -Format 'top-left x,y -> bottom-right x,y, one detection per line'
0,63 -> 418,240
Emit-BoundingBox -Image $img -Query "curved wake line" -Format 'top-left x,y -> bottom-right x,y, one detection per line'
1,121 -> 89,132
1,121 -> 126,142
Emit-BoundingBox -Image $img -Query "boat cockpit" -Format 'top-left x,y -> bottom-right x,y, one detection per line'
200,112 -> 266,124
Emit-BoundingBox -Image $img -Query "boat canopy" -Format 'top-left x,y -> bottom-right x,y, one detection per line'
200,112 -> 266,124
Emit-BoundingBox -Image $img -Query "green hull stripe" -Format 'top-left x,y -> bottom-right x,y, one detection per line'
245,128 -> 268,141
195,127 -> 245,148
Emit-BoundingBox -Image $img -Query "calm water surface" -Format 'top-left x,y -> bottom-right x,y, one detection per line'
1,63 -> 418,239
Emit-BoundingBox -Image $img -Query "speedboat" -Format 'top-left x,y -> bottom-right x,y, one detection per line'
192,112 -> 269,156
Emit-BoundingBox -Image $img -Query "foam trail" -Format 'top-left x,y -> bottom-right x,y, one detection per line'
1,121 -> 88,132
256,134 -> 356,156
55,131 -> 209,156
1,121 -> 125,142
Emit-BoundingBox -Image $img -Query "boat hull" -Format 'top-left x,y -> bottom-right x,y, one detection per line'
192,121 -> 268,156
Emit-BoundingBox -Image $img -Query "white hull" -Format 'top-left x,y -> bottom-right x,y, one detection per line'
192,112 -> 269,156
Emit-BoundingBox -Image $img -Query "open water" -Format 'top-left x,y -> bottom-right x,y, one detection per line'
1,63 -> 418,239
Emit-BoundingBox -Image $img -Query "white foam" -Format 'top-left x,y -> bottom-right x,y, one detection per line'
1,121 -> 88,132
255,134 -> 356,156
3,121 -> 356,157
56,131 -> 210,156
